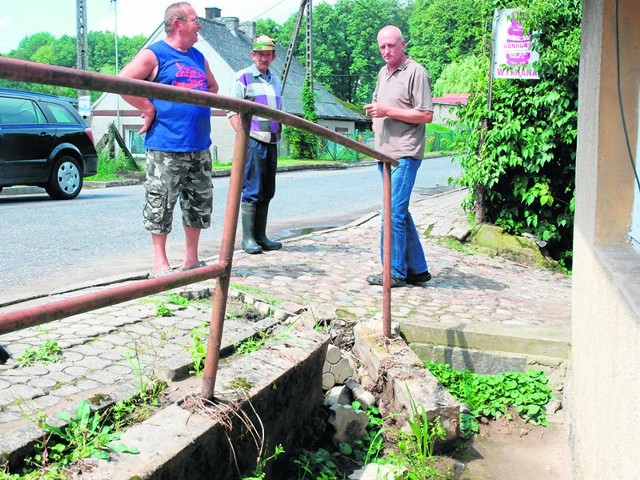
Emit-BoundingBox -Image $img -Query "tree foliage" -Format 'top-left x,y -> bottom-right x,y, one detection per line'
0,31 -> 146,100
452,0 -> 581,268
276,0 -> 412,105
284,77 -> 319,159
408,0 -> 486,83
433,55 -> 485,97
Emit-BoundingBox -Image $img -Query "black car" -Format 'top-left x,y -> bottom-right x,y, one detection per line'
0,88 -> 98,200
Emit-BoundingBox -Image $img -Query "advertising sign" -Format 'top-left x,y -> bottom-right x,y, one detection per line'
78,95 -> 92,117
492,9 -> 539,79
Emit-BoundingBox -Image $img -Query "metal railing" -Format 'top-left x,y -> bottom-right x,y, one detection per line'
0,57 -> 397,399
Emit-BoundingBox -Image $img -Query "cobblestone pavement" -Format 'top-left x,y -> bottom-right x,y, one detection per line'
0,187 -> 572,444
232,188 -> 571,329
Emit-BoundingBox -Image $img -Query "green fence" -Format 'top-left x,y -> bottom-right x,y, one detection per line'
280,128 -> 454,161
425,130 -> 455,152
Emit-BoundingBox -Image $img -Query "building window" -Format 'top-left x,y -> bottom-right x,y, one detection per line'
126,128 -> 146,157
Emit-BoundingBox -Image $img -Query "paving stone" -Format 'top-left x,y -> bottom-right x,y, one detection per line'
0,411 -> 21,424
30,394 -> 62,409
7,384 -> 43,401
27,377 -> 58,390
85,370 -> 124,385
50,385 -> 81,398
63,366 -> 89,377
104,364 -> 132,376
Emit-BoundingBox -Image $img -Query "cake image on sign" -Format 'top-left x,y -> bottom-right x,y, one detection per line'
505,19 -> 531,66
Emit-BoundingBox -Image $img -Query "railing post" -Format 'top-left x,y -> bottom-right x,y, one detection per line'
382,161 -> 392,337
200,113 -> 251,400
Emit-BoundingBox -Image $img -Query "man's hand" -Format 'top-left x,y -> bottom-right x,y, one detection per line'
365,102 -> 433,125
363,102 -> 387,118
138,106 -> 156,134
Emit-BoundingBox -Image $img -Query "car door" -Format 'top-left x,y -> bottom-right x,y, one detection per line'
0,95 -> 56,184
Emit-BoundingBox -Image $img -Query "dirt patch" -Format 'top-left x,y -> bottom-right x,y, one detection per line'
454,415 -> 571,480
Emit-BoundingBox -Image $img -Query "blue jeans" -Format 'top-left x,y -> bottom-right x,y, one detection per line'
241,138 -> 277,204
377,157 -> 428,279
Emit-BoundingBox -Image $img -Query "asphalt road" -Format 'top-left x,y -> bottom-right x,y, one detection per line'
0,157 -> 461,304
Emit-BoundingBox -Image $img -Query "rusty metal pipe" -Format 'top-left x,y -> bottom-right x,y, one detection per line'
0,262 -> 226,334
382,162 -> 392,337
0,58 -> 397,166
200,113 -> 251,400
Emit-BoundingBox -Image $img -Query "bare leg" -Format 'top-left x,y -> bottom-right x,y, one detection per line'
183,226 -> 201,268
151,233 -> 170,273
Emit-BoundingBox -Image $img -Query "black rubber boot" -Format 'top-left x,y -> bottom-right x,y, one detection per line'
241,203 -> 262,254
0,344 -> 11,365
255,202 -> 282,251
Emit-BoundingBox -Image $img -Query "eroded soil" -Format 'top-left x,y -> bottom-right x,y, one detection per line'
454,415 -> 571,480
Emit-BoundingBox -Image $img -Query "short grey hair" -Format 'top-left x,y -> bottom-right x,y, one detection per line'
164,2 -> 191,34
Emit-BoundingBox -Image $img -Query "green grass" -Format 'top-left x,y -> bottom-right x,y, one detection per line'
85,150 -> 142,182
212,157 -> 351,172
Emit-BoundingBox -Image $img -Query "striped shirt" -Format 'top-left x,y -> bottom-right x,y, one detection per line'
227,64 -> 282,144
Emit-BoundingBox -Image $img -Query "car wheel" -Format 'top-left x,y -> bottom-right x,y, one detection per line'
45,155 -> 83,200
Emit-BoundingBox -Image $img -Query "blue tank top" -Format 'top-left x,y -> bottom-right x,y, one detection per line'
144,40 -> 212,152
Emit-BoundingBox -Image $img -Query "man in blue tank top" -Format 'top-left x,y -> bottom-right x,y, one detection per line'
119,2 -> 219,277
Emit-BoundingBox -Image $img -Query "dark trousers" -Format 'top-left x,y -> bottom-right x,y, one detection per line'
241,138 -> 277,204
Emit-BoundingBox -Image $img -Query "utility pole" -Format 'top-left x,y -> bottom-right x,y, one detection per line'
113,0 -> 120,129
76,0 -> 91,117
281,0 -> 313,92
305,0 -> 313,91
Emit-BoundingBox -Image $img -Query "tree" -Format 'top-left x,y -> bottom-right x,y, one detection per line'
432,55 -> 484,97
0,31 -> 145,100
408,0 -> 485,83
284,77 -> 318,159
255,18 -> 282,40
256,0 -> 412,105
452,0 -> 581,269
323,0 -> 412,105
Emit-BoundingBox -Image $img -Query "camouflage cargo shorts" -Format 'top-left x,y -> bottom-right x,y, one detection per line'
143,149 -> 213,235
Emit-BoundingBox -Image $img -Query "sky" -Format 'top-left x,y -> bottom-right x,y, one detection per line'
0,0 -> 335,54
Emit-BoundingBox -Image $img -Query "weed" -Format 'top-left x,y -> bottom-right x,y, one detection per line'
166,293 -> 190,307
377,389 -> 449,480
123,342 -> 155,397
187,320 -> 208,376
155,302 -> 173,317
294,448 -> 341,480
333,402 -> 385,465
16,340 -> 62,367
290,402 -> 385,479
425,361 -> 554,435
241,444 -> 284,480
108,380 -> 167,430
235,332 -> 269,355
38,399 -> 138,467
228,377 -> 253,392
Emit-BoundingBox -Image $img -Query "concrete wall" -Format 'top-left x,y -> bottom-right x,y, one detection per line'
570,0 -> 640,478
432,103 -> 461,125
